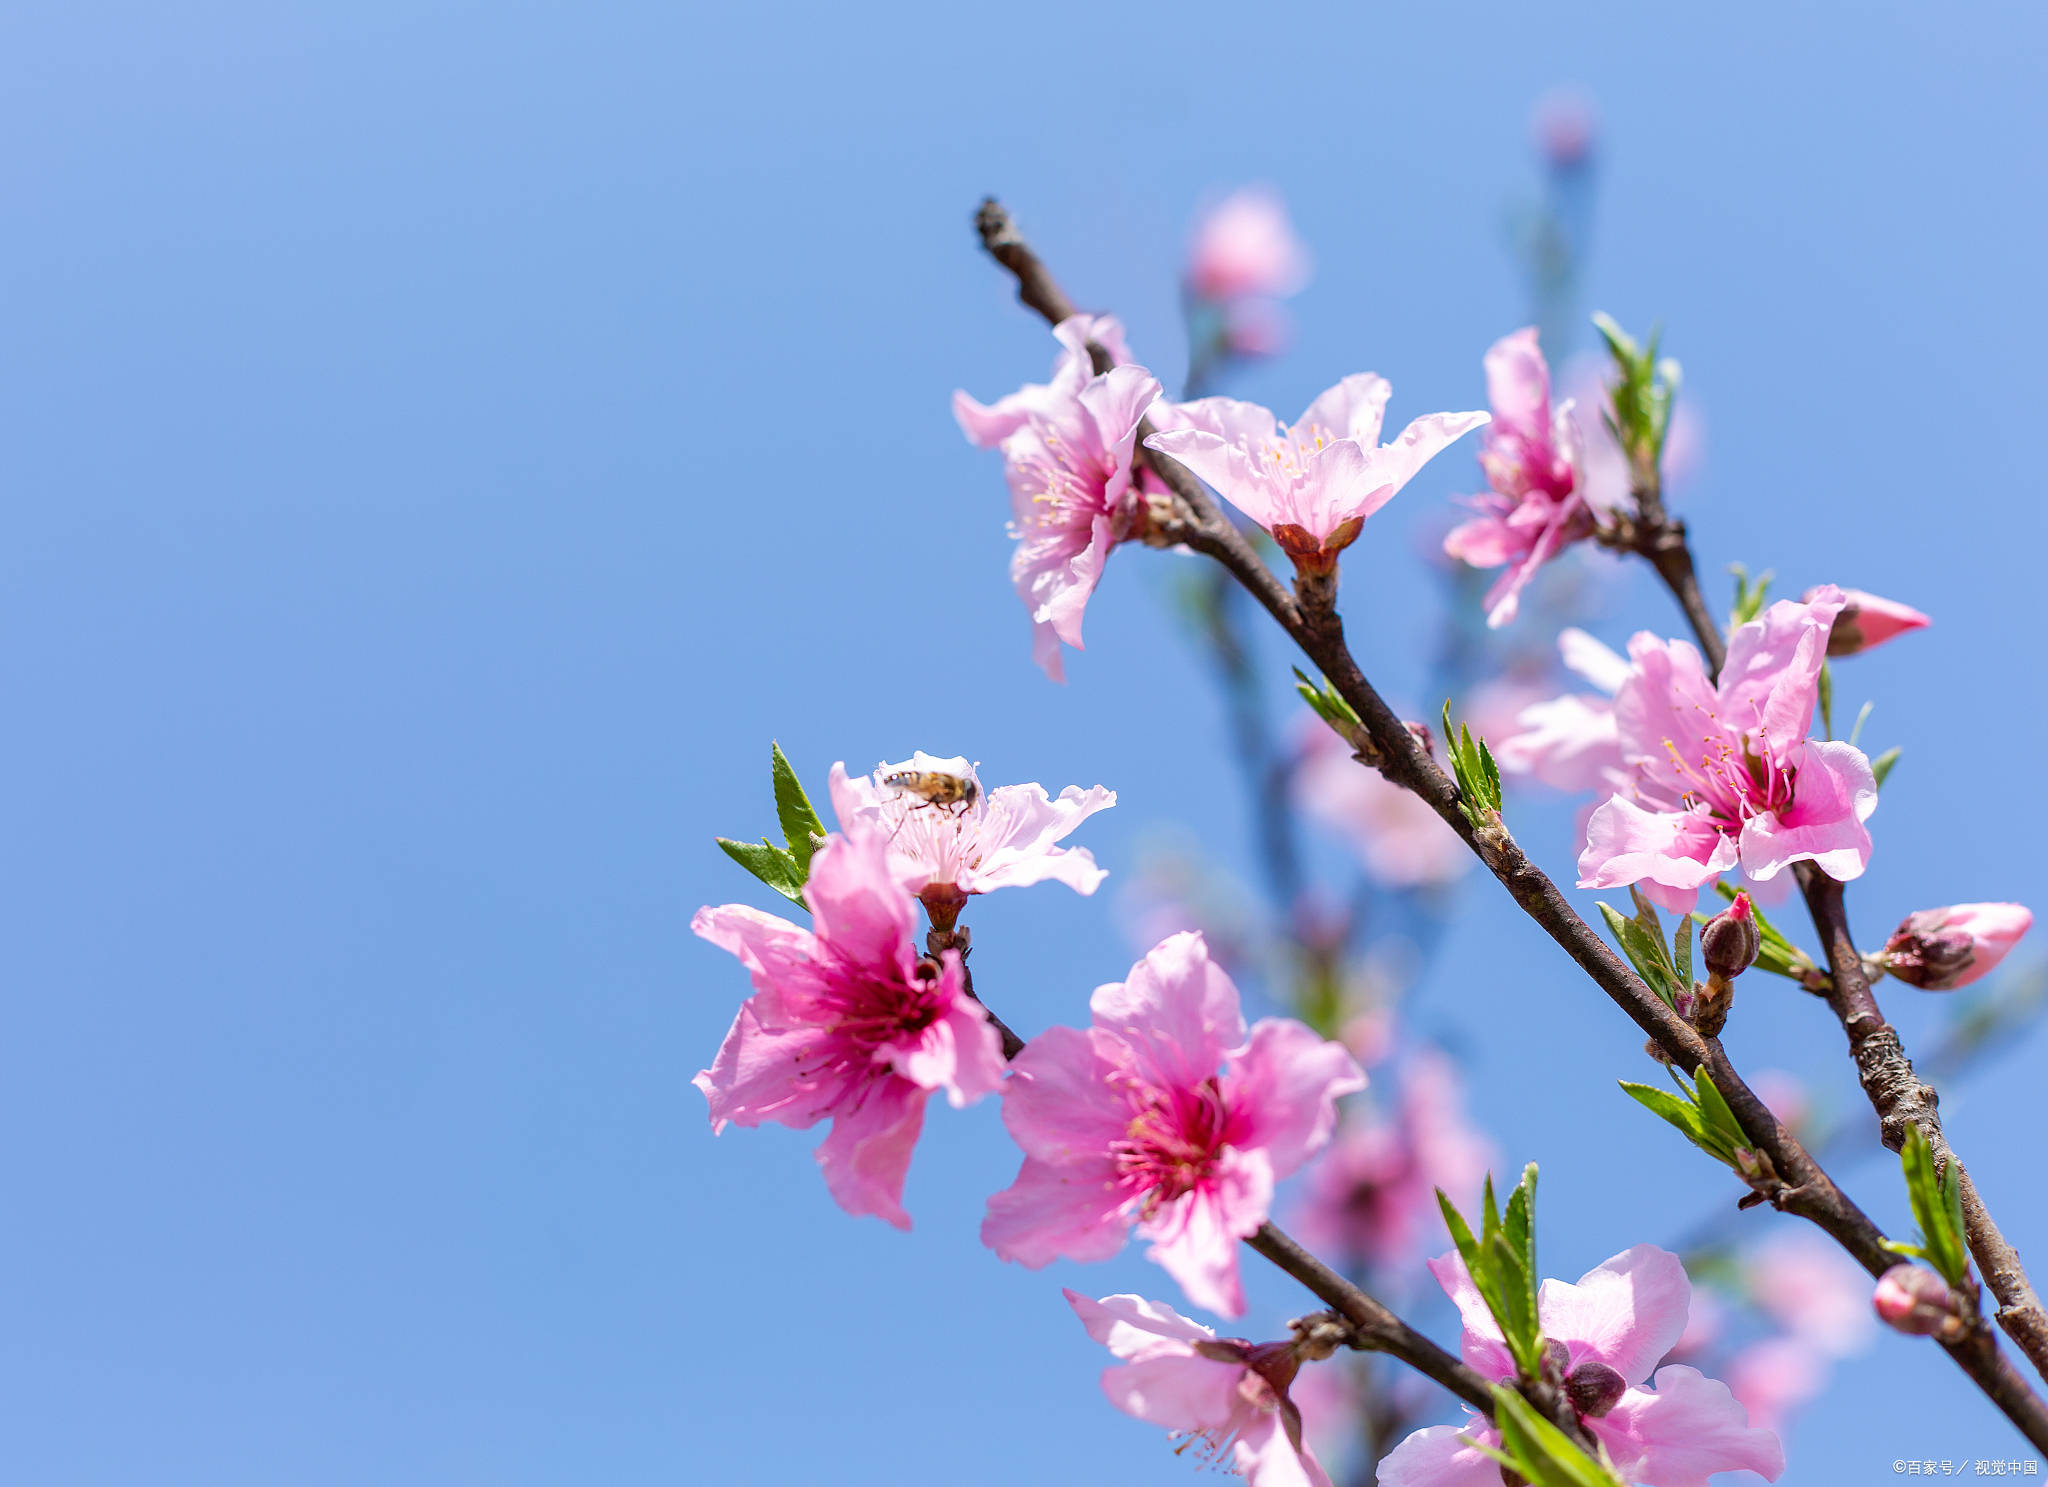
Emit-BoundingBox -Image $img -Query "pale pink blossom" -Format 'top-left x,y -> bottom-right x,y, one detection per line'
1578,587 -> 1879,913
1382,1245 -> 1783,1487
1492,627 -> 1629,794
1745,1232 -> 1876,1357
955,316 -> 1164,679
1223,298 -> 1293,358
1145,377 -> 1487,569
1444,329 -> 1596,628
1882,903 -> 2034,990
1724,1337 -> 1826,1436
1290,1049 -> 1493,1270
952,313 -> 1133,448
1065,1290 -> 1332,1487
1533,89 -> 1598,169
1805,586 -> 1929,657
1290,720 -> 1470,889
690,830 -> 1007,1229
982,931 -> 1364,1317
1187,187 -> 1311,303
827,752 -> 1114,922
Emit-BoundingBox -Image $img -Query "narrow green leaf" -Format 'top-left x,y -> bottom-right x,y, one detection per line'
1693,1069 -> 1749,1161
1849,700 -> 1874,747
1673,915 -> 1693,995
1619,1081 -> 1710,1149
1486,1230 -> 1540,1376
1872,746 -> 1902,792
1490,1386 -> 1628,1487
1480,735 -> 1503,811
715,837 -> 807,909
1817,662 -> 1835,741
769,741 -> 827,877
1437,1189 -> 1486,1285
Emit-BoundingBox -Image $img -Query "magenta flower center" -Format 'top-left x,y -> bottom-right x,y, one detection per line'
1640,704 -> 1795,829
1111,1076 -> 1243,1209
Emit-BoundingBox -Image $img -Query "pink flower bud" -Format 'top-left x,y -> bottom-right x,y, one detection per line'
1186,187 -> 1310,303
1803,586 -> 1930,657
1873,1264 -> 1958,1336
1531,89 -> 1597,169
1701,891 -> 1762,979
1884,903 -> 2033,990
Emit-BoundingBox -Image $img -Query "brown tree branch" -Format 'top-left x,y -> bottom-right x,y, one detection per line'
966,195 -> 2048,1450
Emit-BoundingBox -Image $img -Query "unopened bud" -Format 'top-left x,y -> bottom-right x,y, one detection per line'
1874,1264 -> 1962,1338
1701,892 -> 1762,979
1564,1360 -> 1628,1418
1884,904 -> 2033,991
1541,1337 -> 1570,1384
1809,587 -> 1930,658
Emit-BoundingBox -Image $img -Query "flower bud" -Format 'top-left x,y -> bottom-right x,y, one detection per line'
1807,587 -> 1930,657
1564,1360 -> 1628,1418
1883,903 -> 2034,991
1874,1264 -> 1960,1337
1701,891 -> 1762,979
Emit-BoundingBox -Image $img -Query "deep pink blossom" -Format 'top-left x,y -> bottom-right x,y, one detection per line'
954,316 -> 1164,679
1382,1245 -> 1783,1487
982,931 -> 1363,1317
1145,377 -> 1487,568
690,830 -> 1007,1229
1290,720 -> 1470,889
1444,329 -> 1596,628
827,752 -> 1115,921
1186,187 -> 1310,304
1882,903 -> 2034,990
1578,587 -> 1879,913
1066,1290 -> 1332,1487
1805,586 -> 1929,657
1290,1049 -> 1493,1270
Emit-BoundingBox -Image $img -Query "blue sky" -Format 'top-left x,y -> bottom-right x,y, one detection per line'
1,2 -> 2043,1482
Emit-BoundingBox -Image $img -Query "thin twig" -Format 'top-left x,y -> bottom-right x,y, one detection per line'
966,196 -> 2048,1450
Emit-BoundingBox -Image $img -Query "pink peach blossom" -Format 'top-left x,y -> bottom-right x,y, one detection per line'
1187,187 -> 1311,303
690,830 -> 1007,1229
1382,1245 -> 1783,1487
1290,720 -> 1470,889
1882,903 -> 2034,990
1444,328 -> 1596,628
1145,376 -> 1487,568
982,931 -> 1363,1317
1066,1290 -> 1332,1487
1290,1049 -> 1494,1270
1724,1337 -> 1826,1436
1745,1232 -> 1876,1357
1805,586 -> 1929,657
952,313 -> 1133,449
1577,587 -> 1879,913
827,753 -> 1115,920
1492,627 -> 1629,794
955,317 -> 1165,679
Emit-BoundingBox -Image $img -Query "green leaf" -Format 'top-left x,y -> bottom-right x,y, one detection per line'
1849,700 -> 1875,747
1693,1068 -> 1751,1160
1600,900 -> 1681,1005
1900,1124 -> 1971,1288
1488,1386 -> 1629,1487
715,837 -> 807,909
769,741 -> 827,876
1673,914 -> 1693,994
1486,1229 -> 1541,1374
1437,1188 -> 1488,1290
1294,667 -> 1362,731
1872,746 -> 1902,792
1620,1080 -> 1710,1149
1817,663 -> 1834,740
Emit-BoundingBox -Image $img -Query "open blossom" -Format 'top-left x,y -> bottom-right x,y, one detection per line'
982,931 -> 1363,1317
1145,375 -> 1487,568
1290,720 -> 1469,889
1492,626 -> 1630,793
1290,1049 -> 1493,1270
1382,1246 -> 1783,1487
954,315 -> 1165,680
691,830 -> 1006,1229
953,313 -> 1134,448
1186,187 -> 1310,304
1444,328 -> 1596,628
1724,1337 -> 1825,1436
1578,586 -> 1879,913
827,752 -> 1115,923
1883,903 -> 2034,990
1806,586 -> 1929,657
1745,1232 -> 1876,1357
1066,1291 -> 1332,1487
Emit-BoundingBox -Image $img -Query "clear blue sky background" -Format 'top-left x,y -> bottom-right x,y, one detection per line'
2,2 -> 2042,1483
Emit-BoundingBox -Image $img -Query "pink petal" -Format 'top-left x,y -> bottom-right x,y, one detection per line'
1592,1365 -> 1785,1485
1718,588 -> 1841,753
1538,1243 -> 1691,1385
1063,1289 -> 1216,1358
1090,931 -> 1246,1094
1144,426 -> 1282,531
885,979 -> 1005,1108
1376,1421 -> 1505,1487
691,999 -> 842,1133
1559,627 -> 1632,694
1297,437 -> 1386,537
980,1155 -> 1130,1267
801,831 -> 920,976
1371,409 -> 1492,495
1443,507 -> 1519,568
1233,1408 -> 1336,1487
1577,795 -> 1739,909
1099,1354 -> 1246,1432
967,782 -> 1117,894
812,1078 -> 928,1230
1227,1018 -> 1366,1178
1425,1250 -> 1516,1380
1139,1150 -> 1273,1318
1297,373 -> 1392,445
1482,328 -> 1553,444
1492,692 -> 1621,793
1737,739 -> 1876,884
690,902 -> 816,1001
997,1023 -> 1131,1161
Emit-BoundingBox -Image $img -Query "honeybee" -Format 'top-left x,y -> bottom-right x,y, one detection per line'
883,768 -> 980,814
